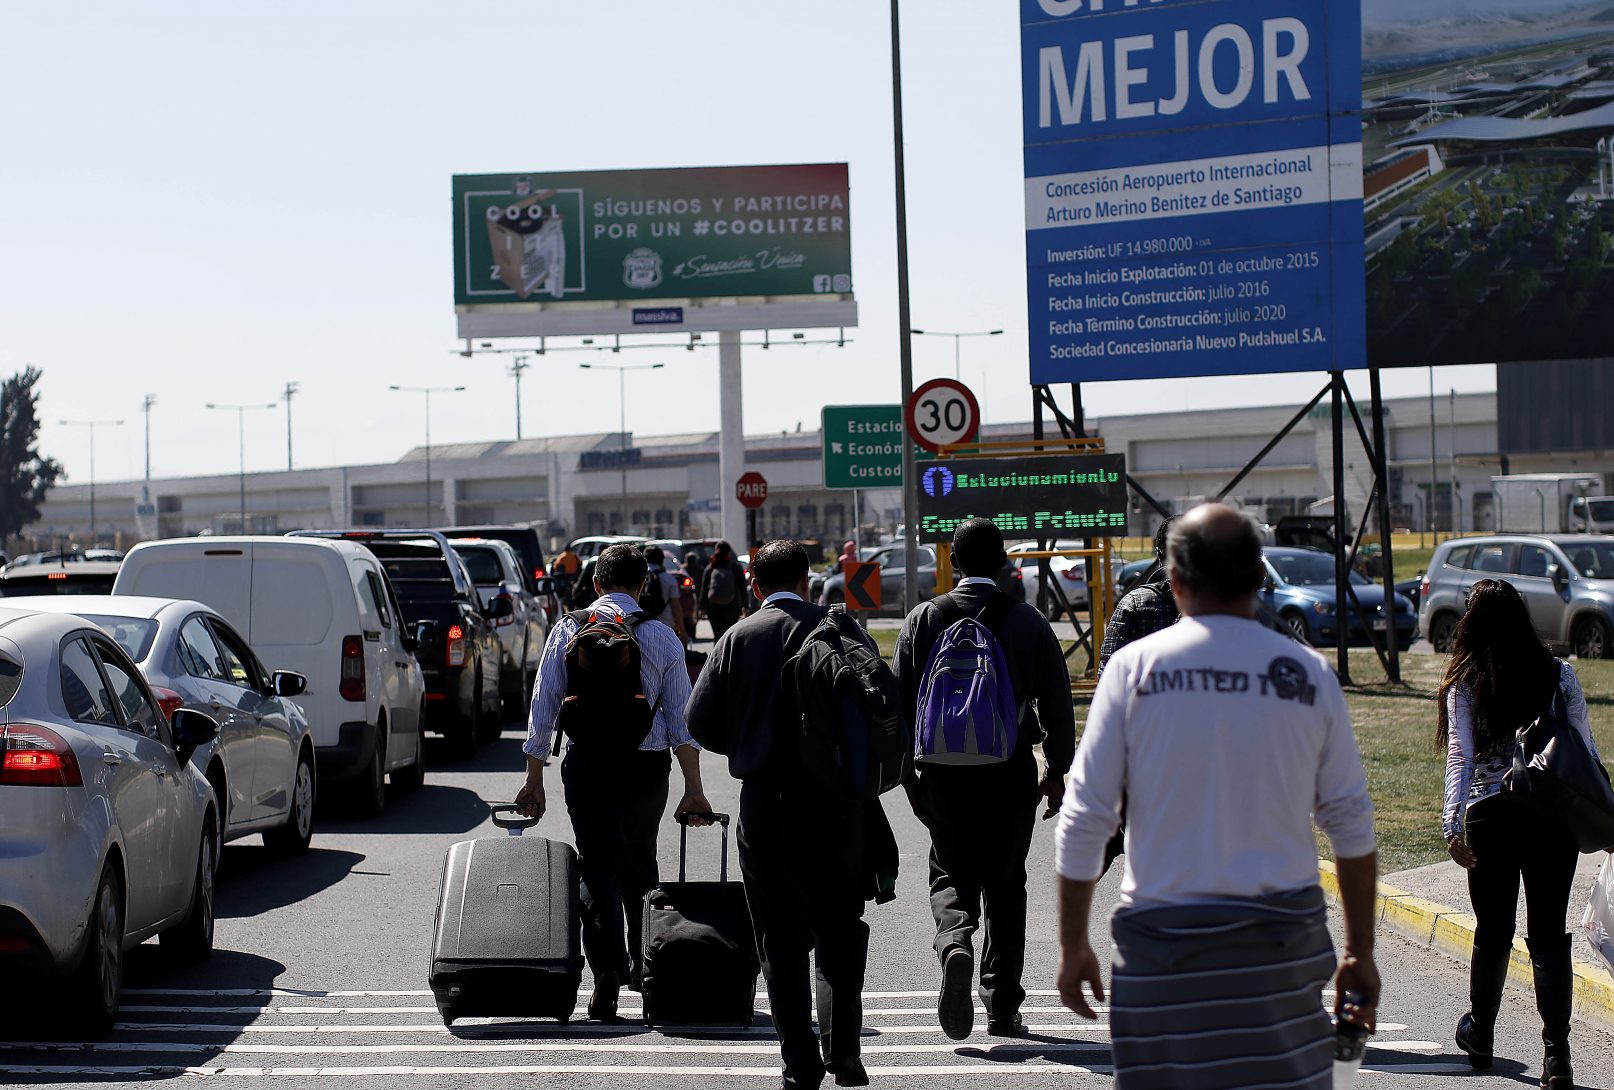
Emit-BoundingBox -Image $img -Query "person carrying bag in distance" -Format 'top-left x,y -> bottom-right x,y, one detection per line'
516,543 -> 711,1022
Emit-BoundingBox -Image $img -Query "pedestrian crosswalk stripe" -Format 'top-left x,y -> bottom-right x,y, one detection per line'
0,1063 -> 1474,1079
122,989 -> 1071,1000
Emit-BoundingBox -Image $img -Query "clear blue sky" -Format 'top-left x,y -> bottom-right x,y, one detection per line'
2,0 -> 1495,486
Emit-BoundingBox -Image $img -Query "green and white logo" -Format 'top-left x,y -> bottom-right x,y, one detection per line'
623,247 -> 663,290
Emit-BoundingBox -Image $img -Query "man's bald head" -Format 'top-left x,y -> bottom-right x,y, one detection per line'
1167,503 -> 1264,613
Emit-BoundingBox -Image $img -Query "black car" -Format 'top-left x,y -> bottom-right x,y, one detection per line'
293,530 -> 504,758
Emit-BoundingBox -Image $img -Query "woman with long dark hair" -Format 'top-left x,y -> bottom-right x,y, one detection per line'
1441,578 -> 1602,1088
698,540 -> 749,641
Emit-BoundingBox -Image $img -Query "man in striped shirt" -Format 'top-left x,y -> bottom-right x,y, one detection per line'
517,544 -> 711,1021
1056,504 -> 1380,1090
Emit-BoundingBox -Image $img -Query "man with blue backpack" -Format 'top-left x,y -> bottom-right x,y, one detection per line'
894,518 -> 1076,1042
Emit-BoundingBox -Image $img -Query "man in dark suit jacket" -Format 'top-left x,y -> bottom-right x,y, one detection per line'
894,518 -> 1076,1042
687,540 -> 870,1090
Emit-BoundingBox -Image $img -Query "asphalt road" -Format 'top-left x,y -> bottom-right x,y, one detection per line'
3,715 -> 1611,1089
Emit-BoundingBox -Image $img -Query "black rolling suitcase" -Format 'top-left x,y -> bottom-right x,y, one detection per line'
641,812 -> 759,1029
429,805 -> 583,1026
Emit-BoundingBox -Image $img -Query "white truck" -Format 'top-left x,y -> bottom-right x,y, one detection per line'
1491,473 -> 1614,533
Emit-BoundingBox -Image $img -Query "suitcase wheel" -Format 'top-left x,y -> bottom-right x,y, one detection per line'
437,1004 -> 458,1027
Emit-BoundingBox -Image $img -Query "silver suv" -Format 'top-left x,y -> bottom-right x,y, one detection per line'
1418,534 -> 1614,657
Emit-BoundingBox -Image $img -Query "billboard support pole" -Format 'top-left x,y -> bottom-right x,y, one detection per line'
1369,369 -> 1401,682
1331,373 -> 1352,686
891,0 -> 918,613
719,330 -> 746,550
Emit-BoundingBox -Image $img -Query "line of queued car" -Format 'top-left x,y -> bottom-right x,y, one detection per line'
0,525 -> 558,1035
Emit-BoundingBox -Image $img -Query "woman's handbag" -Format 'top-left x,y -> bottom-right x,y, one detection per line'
1504,685 -> 1614,853
1582,853 -> 1614,976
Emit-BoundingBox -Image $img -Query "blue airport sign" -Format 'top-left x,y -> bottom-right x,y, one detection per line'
1021,0 -> 1365,383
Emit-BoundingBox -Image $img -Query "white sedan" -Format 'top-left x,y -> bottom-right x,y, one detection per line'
0,606 -> 220,1035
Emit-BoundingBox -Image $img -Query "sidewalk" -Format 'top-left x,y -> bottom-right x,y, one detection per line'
1318,854 -> 1614,1030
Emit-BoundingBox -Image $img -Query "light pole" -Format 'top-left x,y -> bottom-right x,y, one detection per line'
58,418 -> 124,542
205,402 -> 277,533
509,354 -> 530,440
283,381 -> 300,471
579,362 -> 663,534
388,384 -> 465,523
911,328 -> 1004,380
140,395 -> 156,481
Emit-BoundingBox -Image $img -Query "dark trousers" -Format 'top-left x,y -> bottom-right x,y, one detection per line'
707,604 -> 743,641
1465,794 -> 1579,1039
561,746 -> 672,985
738,779 -> 869,1087
917,746 -> 1039,1020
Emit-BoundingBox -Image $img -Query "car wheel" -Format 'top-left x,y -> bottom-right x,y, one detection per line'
1573,615 -> 1611,660
1282,611 -> 1313,645
450,688 -> 481,762
205,762 -> 227,879
264,748 -> 315,856
62,864 -> 123,1037
161,817 -> 215,963
1429,613 -> 1459,654
356,730 -> 387,816
392,714 -> 426,792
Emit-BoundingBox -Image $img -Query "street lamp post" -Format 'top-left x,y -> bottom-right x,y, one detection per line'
140,395 -> 156,481
509,355 -> 530,440
205,402 -> 277,533
911,328 -> 1005,380
388,385 -> 466,524
579,362 -> 664,534
283,381 -> 300,471
58,417 -> 124,542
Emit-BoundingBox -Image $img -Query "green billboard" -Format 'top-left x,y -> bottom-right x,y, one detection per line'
453,164 -> 853,307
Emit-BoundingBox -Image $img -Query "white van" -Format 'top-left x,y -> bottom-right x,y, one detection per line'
112,537 -> 426,814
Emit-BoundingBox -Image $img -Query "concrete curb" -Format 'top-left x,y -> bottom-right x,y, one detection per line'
1317,859 -> 1614,1030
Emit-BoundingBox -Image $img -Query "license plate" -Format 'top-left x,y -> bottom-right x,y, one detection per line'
1371,619 -> 1388,631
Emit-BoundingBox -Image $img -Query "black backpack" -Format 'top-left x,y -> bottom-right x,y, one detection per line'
556,610 -> 658,753
639,569 -> 669,617
784,606 -> 908,802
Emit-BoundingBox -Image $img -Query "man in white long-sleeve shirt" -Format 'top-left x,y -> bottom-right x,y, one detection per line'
1055,504 -> 1382,1090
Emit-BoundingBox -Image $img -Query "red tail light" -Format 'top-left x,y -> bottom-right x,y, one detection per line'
1,724 -> 83,787
1419,574 -> 1431,603
446,625 -> 467,667
532,566 -> 545,579
150,686 -> 185,723
1012,567 -> 1024,582
340,635 -> 365,702
680,575 -> 694,590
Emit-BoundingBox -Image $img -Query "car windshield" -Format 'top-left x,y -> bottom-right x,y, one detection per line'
453,546 -> 505,586
80,615 -> 160,663
1269,552 -> 1370,587
1564,542 -> 1614,579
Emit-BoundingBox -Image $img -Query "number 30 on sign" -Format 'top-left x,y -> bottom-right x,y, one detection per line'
905,378 -> 981,454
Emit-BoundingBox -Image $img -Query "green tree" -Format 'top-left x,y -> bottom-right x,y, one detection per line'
0,367 -> 64,546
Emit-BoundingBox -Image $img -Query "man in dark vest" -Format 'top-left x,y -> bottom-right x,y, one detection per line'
687,539 -> 873,1090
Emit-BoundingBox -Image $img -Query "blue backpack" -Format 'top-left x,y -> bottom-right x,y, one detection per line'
915,593 -> 1019,766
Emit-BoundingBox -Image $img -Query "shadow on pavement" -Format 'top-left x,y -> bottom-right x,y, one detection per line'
215,846 -> 364,917
954,1033 -> 1106,1066
318,783 -> 491,836
423,728 -> 528,775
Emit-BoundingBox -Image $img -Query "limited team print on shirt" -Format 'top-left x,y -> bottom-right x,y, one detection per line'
1133,654 -> 1319,706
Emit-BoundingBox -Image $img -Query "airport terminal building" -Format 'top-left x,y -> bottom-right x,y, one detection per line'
25,376 -> 1612,552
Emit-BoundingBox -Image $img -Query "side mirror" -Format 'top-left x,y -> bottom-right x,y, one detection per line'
487,596 -> 515,621
1263,576 -> 1276,592
534,576 -> 556,596
272,670 -> 307,697
172,708 -> 219,762
1550,564 -> 1570,594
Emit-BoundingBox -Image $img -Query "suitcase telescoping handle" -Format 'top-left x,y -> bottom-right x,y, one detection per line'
676,811 -> 732,883
490,805 -> 540,837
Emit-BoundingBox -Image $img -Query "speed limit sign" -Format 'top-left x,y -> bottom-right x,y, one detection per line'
905,378 -> 981,453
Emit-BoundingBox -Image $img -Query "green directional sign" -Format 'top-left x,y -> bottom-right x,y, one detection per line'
822,405 -> 903,490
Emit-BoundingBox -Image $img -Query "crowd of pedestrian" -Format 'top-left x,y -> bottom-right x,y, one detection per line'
514,503 -> 1605,1090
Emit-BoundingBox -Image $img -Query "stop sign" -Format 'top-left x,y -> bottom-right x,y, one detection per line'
736,471 -> 769,509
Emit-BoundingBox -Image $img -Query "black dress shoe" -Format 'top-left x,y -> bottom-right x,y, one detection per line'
987,1012 -> 1026,1037
938,947 -> 975,1041
587,973 -> 621,1021
824,1057 -> 869,1087
1454,1012 -> 1493,1070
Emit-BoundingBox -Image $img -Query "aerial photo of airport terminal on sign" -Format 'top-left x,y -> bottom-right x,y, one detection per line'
1363,0 -> 1614,367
